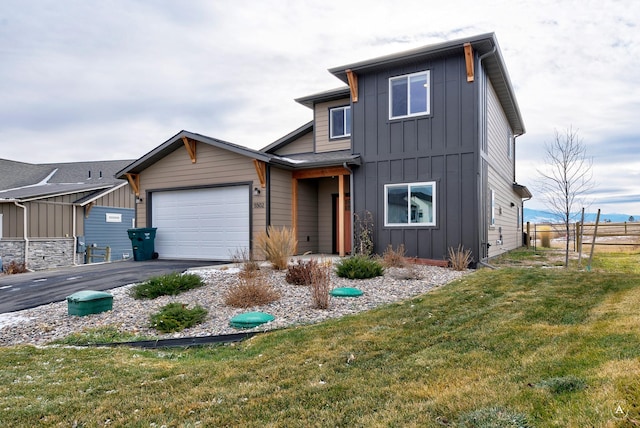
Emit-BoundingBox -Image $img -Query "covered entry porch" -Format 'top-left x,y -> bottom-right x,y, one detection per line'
291,166 -> 352,257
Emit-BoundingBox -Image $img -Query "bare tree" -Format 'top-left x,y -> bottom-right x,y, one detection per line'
536,127 -> 594,267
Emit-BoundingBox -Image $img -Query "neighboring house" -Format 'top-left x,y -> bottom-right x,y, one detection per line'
116,33 -> 531,265
0,159 -> 136,270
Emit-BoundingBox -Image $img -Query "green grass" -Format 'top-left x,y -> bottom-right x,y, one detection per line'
1,252 -> 639,426
129,271 -> 205,299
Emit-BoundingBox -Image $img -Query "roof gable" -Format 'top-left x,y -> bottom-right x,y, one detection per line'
328,32 -> 525,135
0,158 -> 133,201
116,130 -> 271,177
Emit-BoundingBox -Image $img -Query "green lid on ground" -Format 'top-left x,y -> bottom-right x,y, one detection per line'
66,290 -> 113,302
330,287 -> 363,297
230,312 -> 275,329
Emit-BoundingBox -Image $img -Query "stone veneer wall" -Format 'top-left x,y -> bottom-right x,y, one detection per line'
0,238 -> 75,271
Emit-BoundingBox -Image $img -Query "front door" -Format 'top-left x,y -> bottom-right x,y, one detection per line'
333,195 -> 351,254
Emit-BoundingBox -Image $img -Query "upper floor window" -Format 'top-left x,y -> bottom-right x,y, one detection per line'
389,70 -> 430,119
329,106 -> 351,139
384,182 -> 436,226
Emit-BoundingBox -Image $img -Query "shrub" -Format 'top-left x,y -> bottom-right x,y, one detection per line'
285,258 -> 318,285
381,244 -> 406,268
130,272 -> 204,299
335,255 -> 384,279
224,274 -> 281,308
448,244 -> 472,271
255,226 -> 297,270
353,211 -> 374,256
310,260 -> 332,309
149,303 -> 208,333
3,260 -> 28,275
231,248 -> 261,279
538,225 -> 552,248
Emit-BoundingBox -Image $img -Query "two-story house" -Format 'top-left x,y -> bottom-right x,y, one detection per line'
116,32 -> 530,265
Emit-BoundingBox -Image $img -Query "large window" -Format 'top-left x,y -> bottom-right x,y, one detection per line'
389,70 -> 430,119
329,106 -> 351,139
384,182 -> 436,226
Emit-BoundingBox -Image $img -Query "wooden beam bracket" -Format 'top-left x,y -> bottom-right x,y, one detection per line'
464,42 -> 475,82
125,173 -> 140,196
253,159 -> 267,188
182,136 -> 197,163
346,69 -> 358,103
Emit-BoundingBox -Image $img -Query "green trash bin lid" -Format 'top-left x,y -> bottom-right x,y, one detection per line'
330,287 -> 363,297
67,290 -> 113,302
229,312 -> 275,329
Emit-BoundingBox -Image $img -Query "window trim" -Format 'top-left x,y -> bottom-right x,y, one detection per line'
388,70 -> 431,120
329,105 -> 351,139
384,181 -> 436,227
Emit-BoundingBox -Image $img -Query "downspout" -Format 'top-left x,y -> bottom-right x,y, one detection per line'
14,200 -> 29,268
72,204 -> 78,266
477,45 -> 497,263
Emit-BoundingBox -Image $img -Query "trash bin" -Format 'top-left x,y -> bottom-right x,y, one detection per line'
127,228 -> 158,261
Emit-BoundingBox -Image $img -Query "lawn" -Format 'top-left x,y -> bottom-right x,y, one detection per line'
1,251 -> 639,427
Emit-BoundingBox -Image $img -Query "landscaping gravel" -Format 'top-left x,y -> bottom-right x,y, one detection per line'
0,261 -> 470,347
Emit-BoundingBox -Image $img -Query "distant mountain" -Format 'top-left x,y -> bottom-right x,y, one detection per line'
524,208 -> 638,224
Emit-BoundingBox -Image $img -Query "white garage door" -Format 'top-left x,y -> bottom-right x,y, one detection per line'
151,186 -> 249,260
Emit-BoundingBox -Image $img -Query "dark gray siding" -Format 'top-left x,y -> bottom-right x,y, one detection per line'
84,206 -> 135,262
352,52 -> 480,261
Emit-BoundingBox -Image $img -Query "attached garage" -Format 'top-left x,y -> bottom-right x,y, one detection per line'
150,185 -> 250,260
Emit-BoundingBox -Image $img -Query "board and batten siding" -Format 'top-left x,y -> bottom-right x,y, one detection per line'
136,142 -> 266,244
315,98 -> 351,153
274,131 -> 314,156
351,53 -> 479,261
486,80 -> 521,258
93,184 -> 135,209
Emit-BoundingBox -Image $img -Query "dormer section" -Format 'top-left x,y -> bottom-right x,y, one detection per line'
295,87 -> 351,154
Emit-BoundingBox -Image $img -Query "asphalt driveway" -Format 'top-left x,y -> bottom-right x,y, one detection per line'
0,259 -> 222,314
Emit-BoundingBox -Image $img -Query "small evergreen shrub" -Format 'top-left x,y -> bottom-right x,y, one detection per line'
335,255 -> 384,279
448,244 -> 472,271
255,226 -> 297,270
381,244 -> 406,268
224,274 -> 281,308
130,272 -> 204,299
149,303 -> 208,333
285,258 -> 318,285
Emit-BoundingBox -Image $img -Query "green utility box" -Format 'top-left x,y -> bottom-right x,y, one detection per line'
67,290 -> 113,316
127,227 -> 158,261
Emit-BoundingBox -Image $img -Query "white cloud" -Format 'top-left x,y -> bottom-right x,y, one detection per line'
0,0 -> 639,215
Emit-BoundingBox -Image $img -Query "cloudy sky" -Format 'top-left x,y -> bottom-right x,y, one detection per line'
1,0 -> 639,214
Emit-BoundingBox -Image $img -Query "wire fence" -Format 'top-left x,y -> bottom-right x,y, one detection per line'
525,221 -> 640,252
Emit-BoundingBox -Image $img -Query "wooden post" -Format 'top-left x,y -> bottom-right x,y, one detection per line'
86,246 -> 93,263
338,174 -> 345,257
587,209 -> 601,271
291,178 -> 298,254
105,246 -> 111,262
578,208 -> 585,266
526,222 -> 531,248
